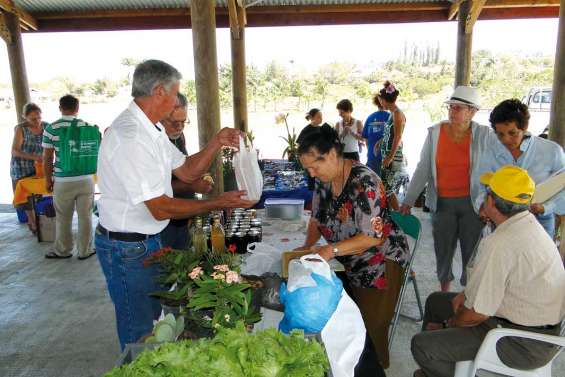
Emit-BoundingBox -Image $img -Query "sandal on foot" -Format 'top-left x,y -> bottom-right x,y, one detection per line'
45,251 -> 72,259
78,251 -> 96,260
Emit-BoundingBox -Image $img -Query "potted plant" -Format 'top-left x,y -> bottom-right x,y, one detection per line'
145,247 -> 202,315
185,264 -> 262,332
276,113 -> 299,164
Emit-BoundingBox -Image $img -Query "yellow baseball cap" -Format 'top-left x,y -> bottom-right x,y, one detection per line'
480,165 -> 535,204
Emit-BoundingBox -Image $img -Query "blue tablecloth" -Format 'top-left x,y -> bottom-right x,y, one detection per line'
254,187 -> 313,209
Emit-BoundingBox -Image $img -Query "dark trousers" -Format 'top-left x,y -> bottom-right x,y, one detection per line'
160,221 -> 190,250
431,197 -> 483,285
411,292 -> 562,377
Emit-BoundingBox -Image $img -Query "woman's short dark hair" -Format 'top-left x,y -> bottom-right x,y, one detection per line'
22,102 -> 41,117
305,108 -> 320,121
59,94 -> 79,112
336,99 -> 353,113
298,124 -> 343,157
379,80 -> 399,103
489,99 -> 530,131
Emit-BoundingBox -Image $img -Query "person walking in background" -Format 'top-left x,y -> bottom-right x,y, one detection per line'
10,103 -> 46,234
42,95 -> 100,260
335,99 -> 364,161
159,92 -> 213,249
363,94 -> 389,176
379,81 -> 409,210
478,99 -> 564,238
400,86 -> 493,292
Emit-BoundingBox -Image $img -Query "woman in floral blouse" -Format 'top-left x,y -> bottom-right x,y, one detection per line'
295,124 -> 410,369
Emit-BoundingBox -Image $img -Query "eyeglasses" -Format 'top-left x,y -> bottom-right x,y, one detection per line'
445,104 -> 471,112
163,119 -> 190,128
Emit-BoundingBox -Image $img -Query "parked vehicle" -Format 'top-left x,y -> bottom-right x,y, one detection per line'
522,87 -> 551,136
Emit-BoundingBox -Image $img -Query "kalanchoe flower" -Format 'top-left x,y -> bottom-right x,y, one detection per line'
225,271 -> 241,284
224,314 -> 231,322
211,272 -> 226,281
188,266 -> 204,280
228,244 -> 237,254
213,265 -> 230,273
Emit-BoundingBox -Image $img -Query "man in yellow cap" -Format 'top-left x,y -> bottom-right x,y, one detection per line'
411,165 -> 565,377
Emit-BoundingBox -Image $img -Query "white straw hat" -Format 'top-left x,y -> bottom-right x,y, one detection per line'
445,86 -> 480,109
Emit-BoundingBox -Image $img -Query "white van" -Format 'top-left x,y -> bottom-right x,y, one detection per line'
522,88 -> 552,111
522,87 -> 551,135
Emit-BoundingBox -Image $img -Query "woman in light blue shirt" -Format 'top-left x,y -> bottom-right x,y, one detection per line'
479,99 -> 565,237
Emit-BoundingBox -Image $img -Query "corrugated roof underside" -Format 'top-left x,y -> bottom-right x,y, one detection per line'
14,0 -> 449,13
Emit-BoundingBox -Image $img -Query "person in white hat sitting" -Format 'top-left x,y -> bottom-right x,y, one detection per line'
410,165 -> 565,377
400,86 -> 495,291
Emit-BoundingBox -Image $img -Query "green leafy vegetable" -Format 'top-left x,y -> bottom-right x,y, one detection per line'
105,322 -> 329,377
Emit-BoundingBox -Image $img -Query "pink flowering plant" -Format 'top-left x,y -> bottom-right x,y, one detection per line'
186,264 -> 261,330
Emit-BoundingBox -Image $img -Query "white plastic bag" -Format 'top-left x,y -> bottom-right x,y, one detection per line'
287,254 -> 335,292
233,136 -> 263,201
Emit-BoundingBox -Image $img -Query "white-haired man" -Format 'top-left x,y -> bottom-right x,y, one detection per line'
96,59 -> 255,349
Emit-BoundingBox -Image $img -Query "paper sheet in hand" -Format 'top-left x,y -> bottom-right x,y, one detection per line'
531,170 -> 565,204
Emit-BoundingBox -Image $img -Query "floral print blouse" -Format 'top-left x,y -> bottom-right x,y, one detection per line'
312,162 -> 410,289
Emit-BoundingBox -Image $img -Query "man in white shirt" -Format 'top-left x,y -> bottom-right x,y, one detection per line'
411,165 -> 565,377
95,59 -> 255,349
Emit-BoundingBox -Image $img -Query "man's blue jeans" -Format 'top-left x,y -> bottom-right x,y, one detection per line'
95,229 -> 163,350
536,213 -> 555,239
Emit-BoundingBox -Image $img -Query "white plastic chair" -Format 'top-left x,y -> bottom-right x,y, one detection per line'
454,328 -> 565,377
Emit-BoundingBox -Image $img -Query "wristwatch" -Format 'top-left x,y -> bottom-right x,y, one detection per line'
332,243 -> 340,257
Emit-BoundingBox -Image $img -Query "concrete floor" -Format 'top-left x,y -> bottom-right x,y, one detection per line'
0,208 -> 563,377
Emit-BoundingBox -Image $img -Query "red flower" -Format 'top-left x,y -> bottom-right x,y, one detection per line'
374,276 -> 388,289
228,244 -> 237,254
368,252 -> 385,266
367,190 -> 376,200
343,201 -> 353,214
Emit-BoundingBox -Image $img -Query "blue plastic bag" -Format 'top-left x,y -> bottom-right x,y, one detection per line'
279,255 -> 343,334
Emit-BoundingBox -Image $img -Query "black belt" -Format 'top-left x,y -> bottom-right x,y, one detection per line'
495,317 -> 558,330
96,224 -> 157,242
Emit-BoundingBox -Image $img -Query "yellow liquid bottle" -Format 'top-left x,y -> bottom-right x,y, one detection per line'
192,217 -> 207,255
211,218 -> 225,254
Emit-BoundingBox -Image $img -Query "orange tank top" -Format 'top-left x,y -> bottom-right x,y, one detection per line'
436,125 -> 471,198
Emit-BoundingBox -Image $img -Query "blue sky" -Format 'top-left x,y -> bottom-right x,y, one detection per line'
0,18 -> 559,84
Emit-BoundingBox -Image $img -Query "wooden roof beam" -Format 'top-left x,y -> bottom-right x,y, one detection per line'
0,0 -> 37,30
466,0 -> 486,33
448,0 -> 464,20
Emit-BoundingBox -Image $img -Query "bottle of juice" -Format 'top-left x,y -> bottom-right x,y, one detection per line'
210,216 -> 225,254
192,217 -> 207,255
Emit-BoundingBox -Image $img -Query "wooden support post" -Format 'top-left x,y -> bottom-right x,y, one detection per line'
229,1 -> 248,134
1,10 -> 30,122
549,0 -> 565,147
190,0 -> 224,194
455,0 -> 473,87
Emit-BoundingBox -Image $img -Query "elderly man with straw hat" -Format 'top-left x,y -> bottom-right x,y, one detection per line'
410,165 -> 565,377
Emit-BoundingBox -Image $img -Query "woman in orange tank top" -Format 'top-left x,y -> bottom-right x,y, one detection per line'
399,86 -> 489,293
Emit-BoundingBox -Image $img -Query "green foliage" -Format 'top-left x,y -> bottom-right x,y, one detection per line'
145,314 -> 185,343
105,323 -> 329,377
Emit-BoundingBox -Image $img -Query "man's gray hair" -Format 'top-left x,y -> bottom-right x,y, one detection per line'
490,191 -> 529,217
131,59 -> 182,98
176,92 -> 188,108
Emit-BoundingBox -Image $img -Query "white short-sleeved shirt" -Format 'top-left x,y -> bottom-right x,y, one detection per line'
464,211 -> 565,327
97,101 -> 186,234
